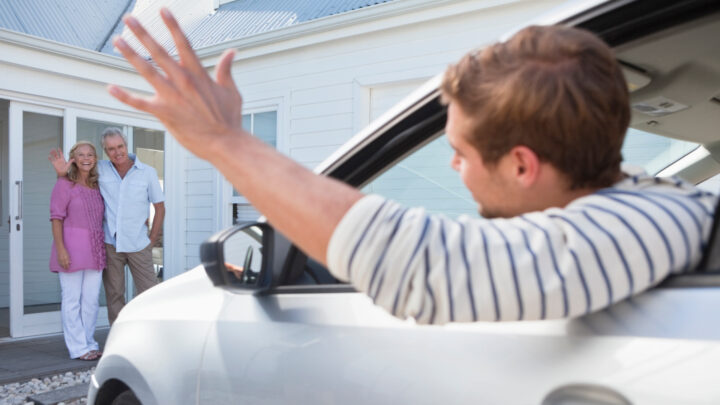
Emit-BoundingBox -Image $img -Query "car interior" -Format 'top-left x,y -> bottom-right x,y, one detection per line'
271,1 -> 720,290
618,12 -> 720,183
614,9 -> 720,285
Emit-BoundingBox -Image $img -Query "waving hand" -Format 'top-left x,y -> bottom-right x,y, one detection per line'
108,8 -> 363,267
108,9 -> 246,161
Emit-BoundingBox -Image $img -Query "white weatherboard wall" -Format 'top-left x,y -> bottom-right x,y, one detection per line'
182,0 -> 566,269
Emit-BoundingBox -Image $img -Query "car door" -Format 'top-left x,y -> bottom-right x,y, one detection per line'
196,136 -> 720,404
197,1 -> 720,403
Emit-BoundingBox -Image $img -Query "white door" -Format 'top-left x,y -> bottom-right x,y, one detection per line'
8,101 -> 65,337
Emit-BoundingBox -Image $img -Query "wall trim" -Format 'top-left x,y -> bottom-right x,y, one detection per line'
0,29 -> 132,71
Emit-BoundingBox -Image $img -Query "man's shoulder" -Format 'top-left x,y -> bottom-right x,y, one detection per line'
569,173 -> 718,213
97,160 -> 113,171
616,173 -> 711,197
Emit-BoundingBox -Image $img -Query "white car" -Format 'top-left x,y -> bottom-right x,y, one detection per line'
88,1 -> 720,404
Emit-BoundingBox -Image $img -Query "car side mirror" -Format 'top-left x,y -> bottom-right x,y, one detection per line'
200,222 -> 274,292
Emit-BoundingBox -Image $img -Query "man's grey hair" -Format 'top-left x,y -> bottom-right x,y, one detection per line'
101,127 -> 128,149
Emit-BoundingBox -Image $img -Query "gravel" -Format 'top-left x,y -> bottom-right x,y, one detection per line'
0,368 -> 94,405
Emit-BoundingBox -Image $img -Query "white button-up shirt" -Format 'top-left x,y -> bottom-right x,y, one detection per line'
98,154 -> 164,253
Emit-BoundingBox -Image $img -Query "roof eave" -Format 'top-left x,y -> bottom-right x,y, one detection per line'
0,28 -> 134,72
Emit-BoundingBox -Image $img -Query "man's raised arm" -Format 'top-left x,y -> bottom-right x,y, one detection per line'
108,10 -> 363,266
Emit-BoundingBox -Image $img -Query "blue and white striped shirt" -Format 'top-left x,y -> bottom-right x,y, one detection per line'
327,174 -> 717,324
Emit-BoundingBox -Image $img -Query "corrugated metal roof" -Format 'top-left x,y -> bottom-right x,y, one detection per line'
104,0 -> 397,56
0,0 -> 133,51
192,0 -> 396,47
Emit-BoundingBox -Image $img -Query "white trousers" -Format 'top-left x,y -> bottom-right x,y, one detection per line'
58,269 -> 102,358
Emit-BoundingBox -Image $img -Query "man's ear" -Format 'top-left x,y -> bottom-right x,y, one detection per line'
508,145 -> 540,188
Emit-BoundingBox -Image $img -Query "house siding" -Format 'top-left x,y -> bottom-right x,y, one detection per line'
185,155 -> 215,269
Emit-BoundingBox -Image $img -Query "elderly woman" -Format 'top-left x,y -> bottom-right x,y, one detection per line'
49,142 -> 106,361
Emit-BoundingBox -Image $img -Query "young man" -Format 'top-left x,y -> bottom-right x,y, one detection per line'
108,10 -> 716,323
50,128 -> 165,324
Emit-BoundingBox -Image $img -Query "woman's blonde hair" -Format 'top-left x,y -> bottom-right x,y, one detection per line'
67,141 -> 100,188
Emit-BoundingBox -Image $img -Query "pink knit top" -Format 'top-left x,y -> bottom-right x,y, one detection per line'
49,177 -> 106,273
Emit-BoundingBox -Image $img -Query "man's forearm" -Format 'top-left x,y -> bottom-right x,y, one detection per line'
209,131 -> 363,265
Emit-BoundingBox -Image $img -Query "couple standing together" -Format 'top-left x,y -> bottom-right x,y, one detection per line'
48,128 -> 165,361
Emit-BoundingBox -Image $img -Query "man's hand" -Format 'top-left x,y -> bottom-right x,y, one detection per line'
108,9 -> 245,162
49,148 -> 72,177
58,247 -> 71,270
225,262 -> 244,280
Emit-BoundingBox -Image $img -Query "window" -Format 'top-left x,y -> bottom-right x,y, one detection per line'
242,111 -> 277,148
231,110 -> 277,224
133,127 -> 165,279
359,127 -> 703,220
621,128 -> 698,174
77,118 -> 122,160
363,134 -> 477,219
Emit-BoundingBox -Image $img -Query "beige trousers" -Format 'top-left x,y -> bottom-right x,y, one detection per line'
103,243 -> 158,324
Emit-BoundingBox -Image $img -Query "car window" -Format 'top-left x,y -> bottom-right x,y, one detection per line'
622,128 -> 698,174
362,134 -> 478,219
360,127 -> 702,219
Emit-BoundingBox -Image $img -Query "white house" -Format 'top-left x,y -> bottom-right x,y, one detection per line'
0,0 -> 567,339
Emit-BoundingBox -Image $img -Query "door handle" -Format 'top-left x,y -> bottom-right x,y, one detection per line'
543,384 -> 632,405
15,180 -> 22,220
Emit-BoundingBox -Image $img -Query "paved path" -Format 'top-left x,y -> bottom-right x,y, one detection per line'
0,328 -> 109,385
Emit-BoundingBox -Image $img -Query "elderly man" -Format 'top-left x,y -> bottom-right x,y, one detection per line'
107,10 -> 715,323
50,128 -> 165,324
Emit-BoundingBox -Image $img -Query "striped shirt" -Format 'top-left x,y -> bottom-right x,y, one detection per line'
326,173 -> 717,324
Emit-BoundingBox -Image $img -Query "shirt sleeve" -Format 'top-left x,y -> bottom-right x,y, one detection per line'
327,192 -> 713,325
49,178 -> 71,221
147,167 -> 164,204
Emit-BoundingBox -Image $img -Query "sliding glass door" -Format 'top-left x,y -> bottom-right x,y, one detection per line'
8,101 -> 64,337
